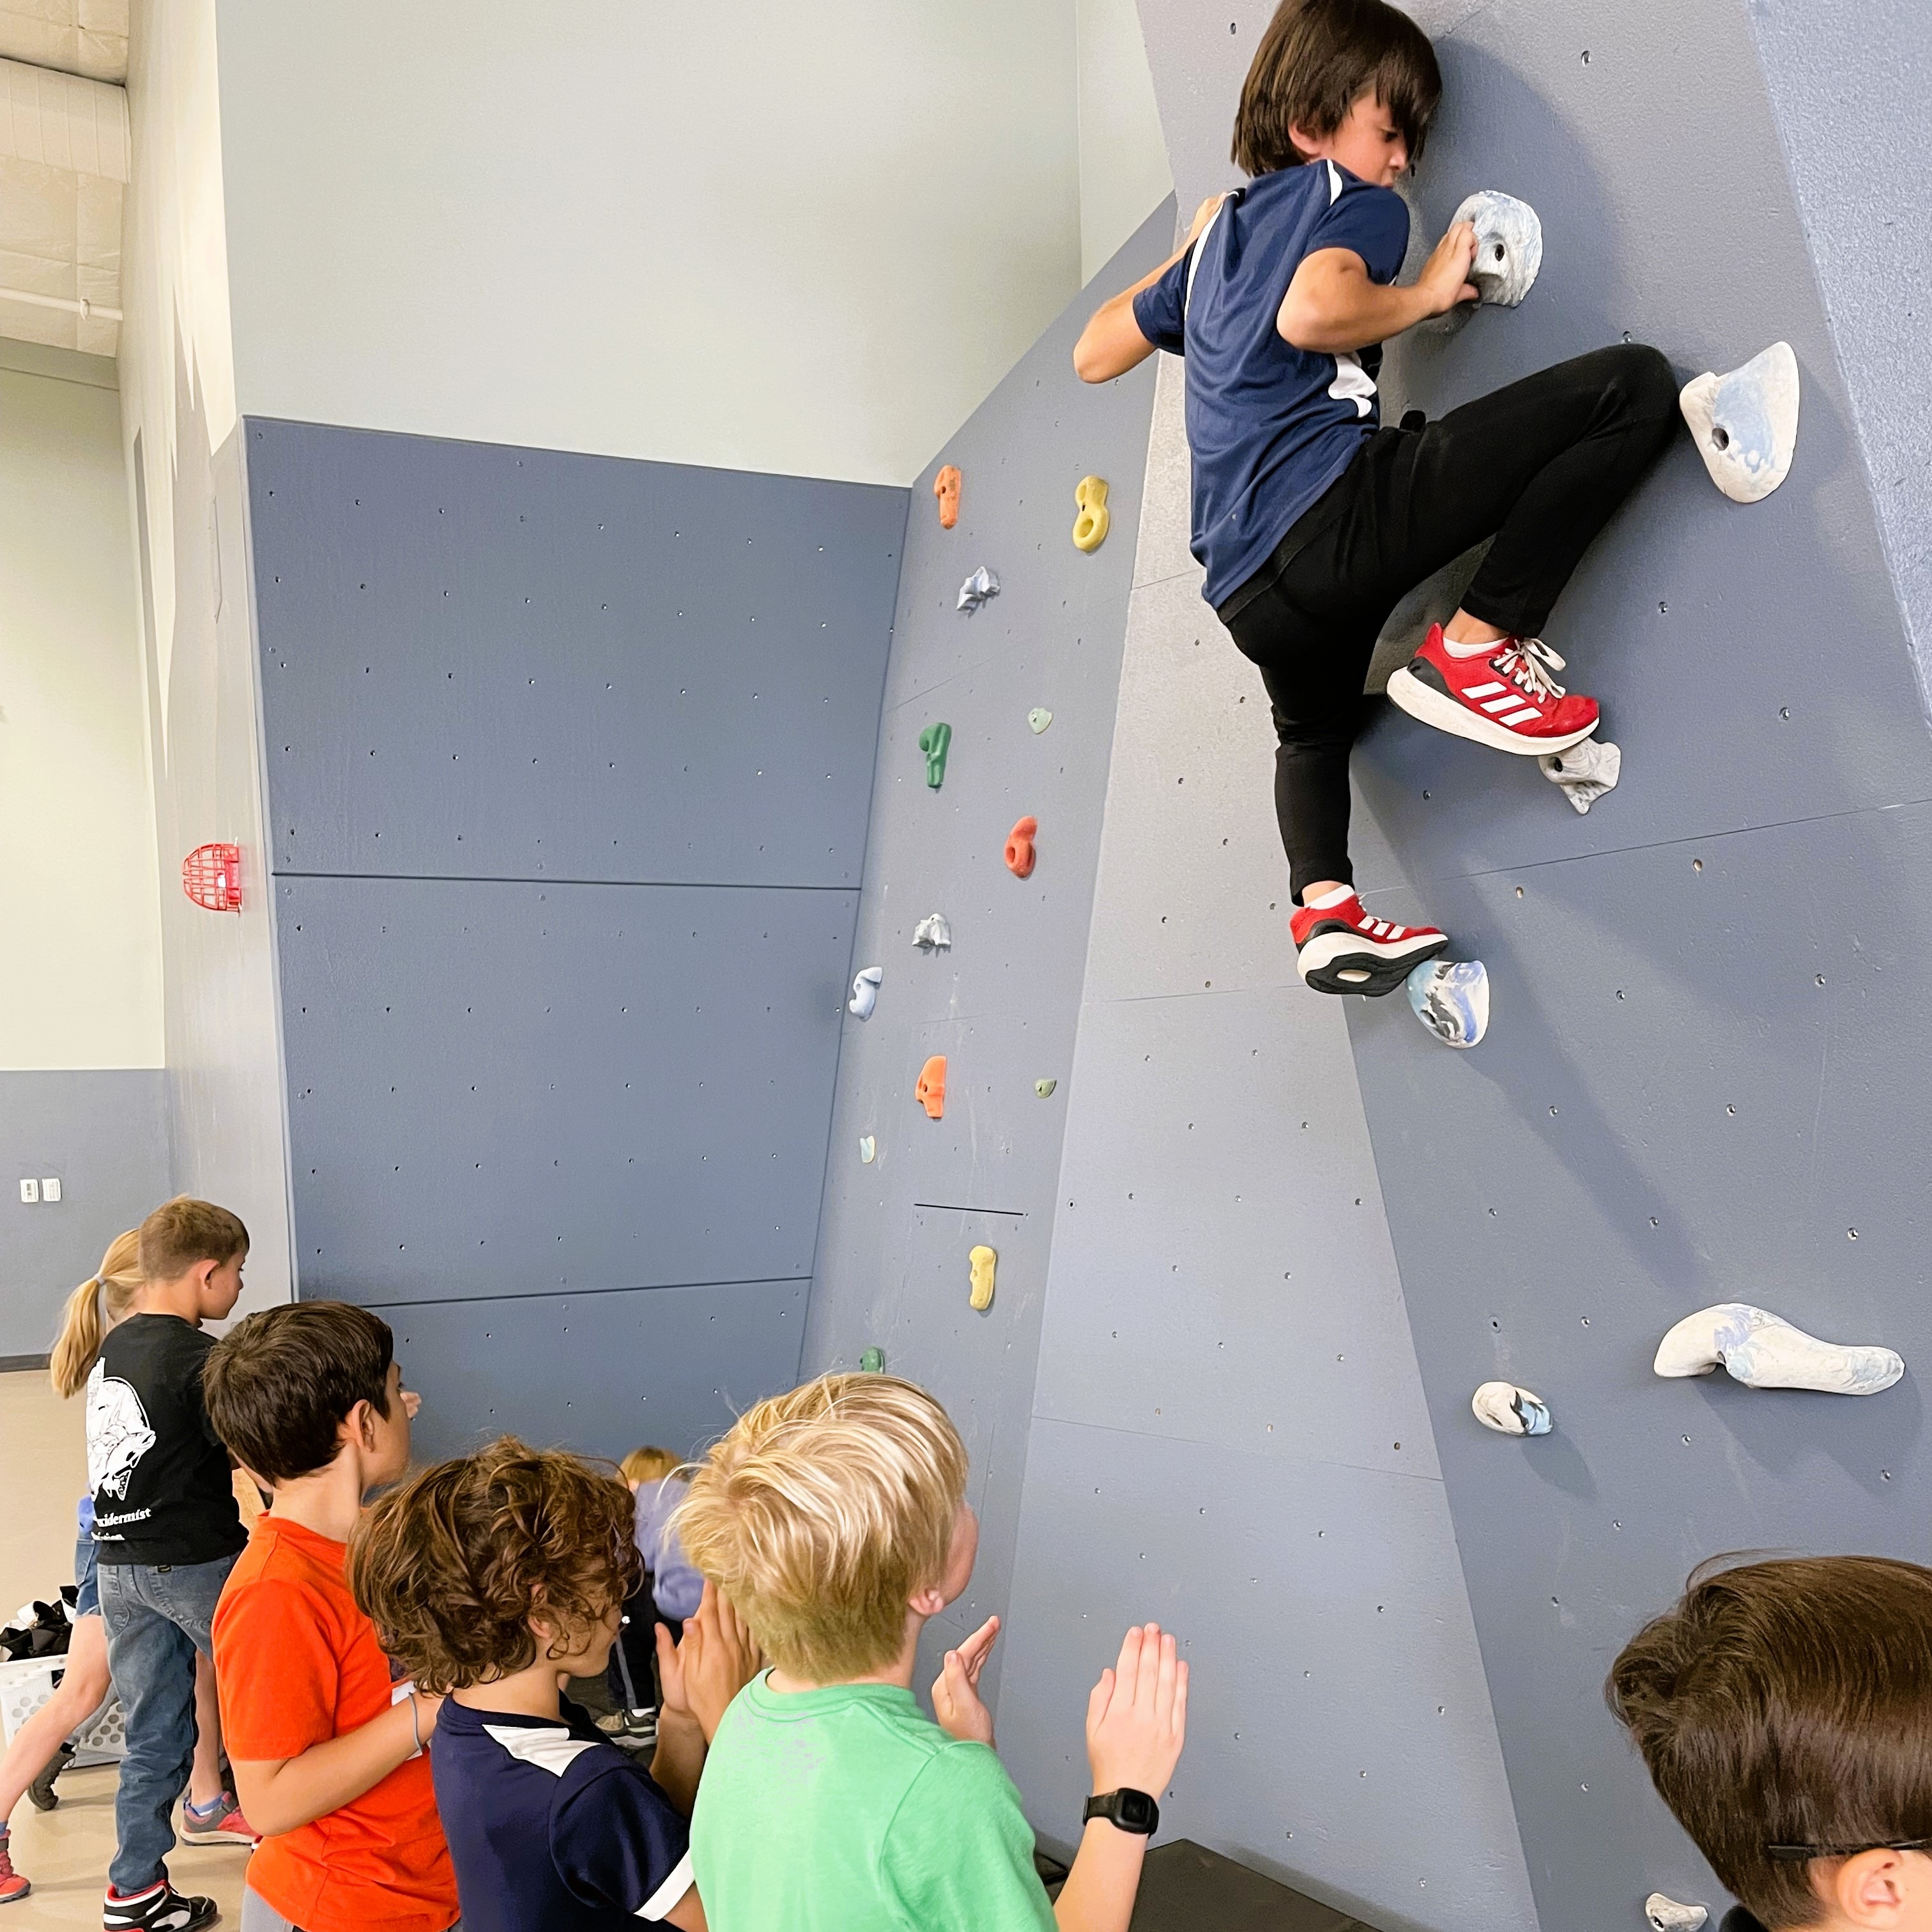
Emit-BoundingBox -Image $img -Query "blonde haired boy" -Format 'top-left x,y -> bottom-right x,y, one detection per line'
677,1372 -> 1187,1932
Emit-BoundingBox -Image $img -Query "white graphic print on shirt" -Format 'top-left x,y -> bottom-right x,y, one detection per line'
86,1358 -> 158,1501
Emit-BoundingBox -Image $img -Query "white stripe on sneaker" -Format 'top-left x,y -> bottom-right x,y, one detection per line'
1480,694 -> 1524,713
1465,681 -> 1506,698
1500,707 -> 1542,726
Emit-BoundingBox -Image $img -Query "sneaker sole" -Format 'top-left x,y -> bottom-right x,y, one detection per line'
0,1885 -> 31,1905
1298,930 -> 1448,998
1386,664 -> 1597,756
179,1828 -> 258,1846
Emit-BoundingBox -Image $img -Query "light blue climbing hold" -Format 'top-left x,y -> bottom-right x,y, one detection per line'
1680,342 -> 1800,503
1407,958 -> 1489,1048
1451,190 -> 1542,306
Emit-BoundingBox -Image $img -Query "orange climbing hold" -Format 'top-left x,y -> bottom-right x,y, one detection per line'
934,466 -> 962,529
916,1055 -> 947,1119
1004,815 -> 1038,878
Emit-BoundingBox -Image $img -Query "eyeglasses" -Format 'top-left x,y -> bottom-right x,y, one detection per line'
1767,1838 -> 1932,1862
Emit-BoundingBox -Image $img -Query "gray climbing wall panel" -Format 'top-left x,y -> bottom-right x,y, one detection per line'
248,415 -> 903,1450
1335,3 -> 1932,1927
995,357 -> 1534,1931
389,1278 -> 807,1467
802,202 -> 1173,1700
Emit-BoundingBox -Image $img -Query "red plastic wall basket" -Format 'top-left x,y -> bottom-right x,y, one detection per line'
181,843 -> 243,913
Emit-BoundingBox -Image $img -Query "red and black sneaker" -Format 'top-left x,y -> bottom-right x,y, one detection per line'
1387,624 -> 1598,755
102,1875 -> 218,1931
1291,893 -> 1448,997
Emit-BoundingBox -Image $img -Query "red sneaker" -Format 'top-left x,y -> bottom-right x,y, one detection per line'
0,1828 -> 29,1905
181,1791 -> 259,1846
1387,624 -> 1598,755
1291,893 -> 1448,997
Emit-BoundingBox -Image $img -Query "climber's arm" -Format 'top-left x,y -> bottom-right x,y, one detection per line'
1278,222 -> 1479,354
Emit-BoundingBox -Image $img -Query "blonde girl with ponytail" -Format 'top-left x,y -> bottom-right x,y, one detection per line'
0,1234 -> 253,1904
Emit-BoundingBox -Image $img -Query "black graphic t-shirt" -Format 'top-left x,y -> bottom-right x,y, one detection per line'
88,1314 -> 245,1567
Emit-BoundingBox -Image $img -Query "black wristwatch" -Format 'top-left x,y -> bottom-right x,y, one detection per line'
1083,1788 -> 1160,1836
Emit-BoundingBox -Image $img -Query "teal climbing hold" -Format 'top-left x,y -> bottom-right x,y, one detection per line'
861,1346 -> 885,1373
919,722 -> 952,788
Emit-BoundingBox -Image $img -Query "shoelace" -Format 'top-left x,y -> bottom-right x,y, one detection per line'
1492,636 -> 1568,703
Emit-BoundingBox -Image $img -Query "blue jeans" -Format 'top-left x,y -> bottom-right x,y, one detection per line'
98,1554 -> 238,1894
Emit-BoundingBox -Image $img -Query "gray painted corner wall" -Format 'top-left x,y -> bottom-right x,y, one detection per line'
247,417 -> 905,1458
803,200 -> 1174,1702
995,355 -> 1534,1929
0,1071 -> 171,1359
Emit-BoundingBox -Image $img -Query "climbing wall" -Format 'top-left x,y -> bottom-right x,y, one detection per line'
993,350 -> 1534,1926
1051,3 -> 1932,1929
249,418 -> 906,1462
802,203 -> 1174,1701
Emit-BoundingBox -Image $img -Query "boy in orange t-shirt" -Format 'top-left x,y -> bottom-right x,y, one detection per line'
204,1303 -> 458,1932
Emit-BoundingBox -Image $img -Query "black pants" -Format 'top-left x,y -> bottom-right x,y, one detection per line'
1222,344 -> 1680,901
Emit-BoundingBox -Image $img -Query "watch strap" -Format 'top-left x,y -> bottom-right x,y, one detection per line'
1083,1788 -> 1160,1836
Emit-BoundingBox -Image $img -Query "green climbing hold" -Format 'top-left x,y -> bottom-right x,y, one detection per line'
1035,1078 -> 1057,1098
1028,708 -> 1052,734
861,1346 -> 885,1373
919,722 -> 952,788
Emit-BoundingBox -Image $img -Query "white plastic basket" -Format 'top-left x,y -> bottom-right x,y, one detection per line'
0,1652 -> 125,1766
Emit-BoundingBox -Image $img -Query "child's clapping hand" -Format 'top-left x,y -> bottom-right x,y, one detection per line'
1085,1623 -> 1188,1799
656,1580 -> 762,1743
932,1614 -> 1001,1747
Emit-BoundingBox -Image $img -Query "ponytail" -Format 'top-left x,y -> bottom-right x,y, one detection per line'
49,1229 -> 142,1399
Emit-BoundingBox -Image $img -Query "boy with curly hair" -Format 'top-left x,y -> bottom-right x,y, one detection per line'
1077,0 -> 1678,995
675,1372 -> 1188,1932
1609,1556 -> 1932,1932
351,1438 -> 758,1932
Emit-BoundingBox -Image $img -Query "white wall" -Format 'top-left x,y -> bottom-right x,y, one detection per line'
0,342 -> 161,1071
119,0 -> 292,1312
211,0 -> 1085,486
1077,0 -> 1174,284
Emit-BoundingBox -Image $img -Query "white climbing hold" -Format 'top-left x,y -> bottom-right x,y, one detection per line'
958,565 -> 999,613
1034,1078 -> 1057,1098
1472,1381 -> 1552,1436
1540,735 -> 1621,814
1679,342 -> 1800,503
1653,1303 -> 1904,1395
1029,708 -> 1053,733
1451,190 -> 1543,307
848,965 -> 883,1018
859,1135 -> 876,1164
1645,1896 -> 1708,1932
912,913 -> 952,951
1407,959 -> 1489,1048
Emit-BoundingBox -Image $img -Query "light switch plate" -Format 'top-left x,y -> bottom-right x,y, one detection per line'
41,1177 -> 61,1202
19,1178 -> 38,1203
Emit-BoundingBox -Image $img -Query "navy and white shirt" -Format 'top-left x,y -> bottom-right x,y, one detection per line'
1133,159 -> 1411,614
433,1696 -> 693,1931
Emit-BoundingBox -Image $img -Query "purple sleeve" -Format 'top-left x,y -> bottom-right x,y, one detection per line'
1131,248 -> 1191,355
553,1760 -> 693,1924
1308,184 -> 1410,284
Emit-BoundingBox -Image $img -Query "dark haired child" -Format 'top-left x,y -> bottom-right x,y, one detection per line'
350,1438 -> 760,1932
1075,0 -> 1678,995
203,1301 -> 458,1932
92,1197 -> 255,1932
1609,1555 -> 1932,1932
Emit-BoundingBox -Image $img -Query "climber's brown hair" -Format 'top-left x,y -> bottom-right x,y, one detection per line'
1607,1555 -> 1932,1928
349,1436 -> 641,1694
1232,0 -> 1441,176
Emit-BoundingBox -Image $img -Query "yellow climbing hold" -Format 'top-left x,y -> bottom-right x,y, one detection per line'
1072,475 -> 1110,553
969,1245 -> 997,1311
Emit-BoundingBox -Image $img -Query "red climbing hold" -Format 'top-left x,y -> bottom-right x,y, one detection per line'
916,1055 -> 947,1119
1005,815 -> 1038,878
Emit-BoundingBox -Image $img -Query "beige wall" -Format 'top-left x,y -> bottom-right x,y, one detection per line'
0,345 -> 161,1073
1077,0 -> 1174,284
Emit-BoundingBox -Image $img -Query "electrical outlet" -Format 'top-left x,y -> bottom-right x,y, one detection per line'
41,1177 -> 61,1203
19,1178 -> 38,1203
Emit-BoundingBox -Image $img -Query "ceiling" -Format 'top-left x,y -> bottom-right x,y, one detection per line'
0,1 -> 126,355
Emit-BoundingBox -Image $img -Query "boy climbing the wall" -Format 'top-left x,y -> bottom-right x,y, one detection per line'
1075,0 -> 1678,996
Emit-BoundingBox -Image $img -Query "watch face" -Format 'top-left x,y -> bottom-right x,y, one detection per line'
1116,1790 -> 1158,1830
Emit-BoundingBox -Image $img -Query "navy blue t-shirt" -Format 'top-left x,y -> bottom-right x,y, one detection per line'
1133,159 -> 1410,612
432,1696 -> 693,1931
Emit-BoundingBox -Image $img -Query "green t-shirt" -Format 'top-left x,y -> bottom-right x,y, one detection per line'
689,1673 -> 1058,1931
